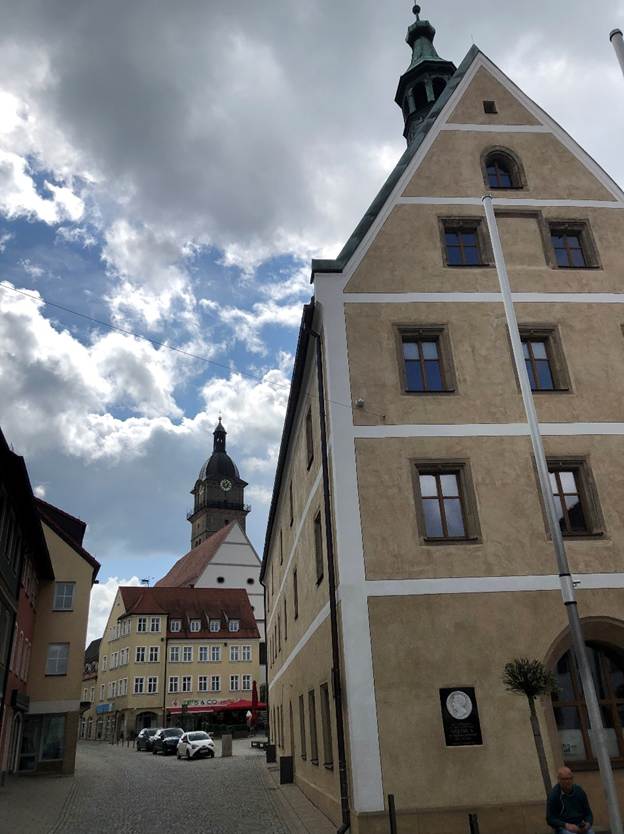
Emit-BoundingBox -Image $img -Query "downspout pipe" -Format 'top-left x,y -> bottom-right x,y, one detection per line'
312,326 -> 351,834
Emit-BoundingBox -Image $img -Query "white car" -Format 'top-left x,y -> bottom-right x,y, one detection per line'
176,731 -> 215,760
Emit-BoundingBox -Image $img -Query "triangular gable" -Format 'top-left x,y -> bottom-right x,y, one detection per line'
311,46 -> 624,290
204,522 -> 262,568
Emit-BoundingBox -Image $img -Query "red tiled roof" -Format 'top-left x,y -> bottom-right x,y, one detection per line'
155,523 -> 235,588
118,586 -> 259,638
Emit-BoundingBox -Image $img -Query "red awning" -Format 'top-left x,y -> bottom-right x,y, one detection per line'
167,699 -> 266,715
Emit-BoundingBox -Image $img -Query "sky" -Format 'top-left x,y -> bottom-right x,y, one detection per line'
1,0 -> 624,644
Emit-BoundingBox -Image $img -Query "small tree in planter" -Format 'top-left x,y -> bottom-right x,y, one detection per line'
503,657 -> 558,796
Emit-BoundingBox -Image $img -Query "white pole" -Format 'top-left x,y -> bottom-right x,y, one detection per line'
610,29 -> 624,78
482,195 -> 623,834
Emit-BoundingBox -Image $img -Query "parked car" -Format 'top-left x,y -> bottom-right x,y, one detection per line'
144,728 -> 163,753
136,728 -> 159,751
176,731 -> 215,760
152,727 -> 184,755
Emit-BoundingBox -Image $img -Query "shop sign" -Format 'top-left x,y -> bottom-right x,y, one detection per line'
439,687 -> 482,747
96,702 -> 114,714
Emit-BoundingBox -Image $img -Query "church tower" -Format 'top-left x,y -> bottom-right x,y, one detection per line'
188,418 -> 249,548
395,4 -> 456,145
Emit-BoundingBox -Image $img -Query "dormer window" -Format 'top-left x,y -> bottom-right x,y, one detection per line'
190,619 -> 201,632
483,149 -> 524,190
209,619 -> 220,632
228,620 -> 240,633
170,619 -> 181,633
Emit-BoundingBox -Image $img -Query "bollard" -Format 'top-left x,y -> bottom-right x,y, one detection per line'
266,743 -> 276,764
221,733 -> 233,758
468,813 -> 480,834
279,756 -> 293,784
388,794 -> 398,834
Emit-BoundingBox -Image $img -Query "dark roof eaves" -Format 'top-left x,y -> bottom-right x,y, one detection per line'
36,498 -> 101,581
310,45 -> 481,281
260,301 -> 315,580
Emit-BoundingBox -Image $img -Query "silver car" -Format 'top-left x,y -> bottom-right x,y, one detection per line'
176,731 -> 215,760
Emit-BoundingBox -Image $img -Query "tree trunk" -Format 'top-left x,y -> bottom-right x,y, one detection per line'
528,696 -> 552,796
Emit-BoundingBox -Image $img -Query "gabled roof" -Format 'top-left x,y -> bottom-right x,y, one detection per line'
155,522 -> 236,587
35,497 -> 87,547
118,586 -> 259,638
36,497 -> 100,581
84,638 -> 101,663
311,44 -> 480,280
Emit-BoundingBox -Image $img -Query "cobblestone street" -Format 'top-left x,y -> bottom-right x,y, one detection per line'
0,740 -> 334,834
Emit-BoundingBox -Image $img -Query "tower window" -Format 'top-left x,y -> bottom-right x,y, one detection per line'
432,77 -> 447,98
483,100 -> 497,114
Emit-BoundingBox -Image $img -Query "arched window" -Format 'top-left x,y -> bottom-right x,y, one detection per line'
484,150 -> 523,189
552,642 -> 624,765
412,82 -> 428,110
432,77 -> 447,98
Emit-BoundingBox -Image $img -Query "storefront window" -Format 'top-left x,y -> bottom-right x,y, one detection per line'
553,643 -> 624,766
41,715 -> 65,760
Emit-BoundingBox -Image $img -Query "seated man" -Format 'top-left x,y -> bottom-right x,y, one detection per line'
546,766 -> 594,834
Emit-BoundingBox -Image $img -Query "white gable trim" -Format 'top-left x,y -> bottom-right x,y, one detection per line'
442,123 -> 550,133
325,51 -> 624,291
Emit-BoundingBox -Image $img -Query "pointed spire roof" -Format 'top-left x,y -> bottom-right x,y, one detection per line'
196,417 -> 245,483
213,416 -> 226,453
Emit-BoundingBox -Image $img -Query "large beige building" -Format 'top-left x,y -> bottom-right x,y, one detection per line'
92,586 -> 261,738
262,10 -> 624,834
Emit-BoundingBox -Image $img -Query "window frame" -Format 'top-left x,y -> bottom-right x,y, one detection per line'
518,325 -> 571,393
305,406 -> 314,469
52,581 -> 75,612
412,460 -> 481,545
481,146 -> 526,190
440,217 -> 493,268
546,458 -> 605,539
320,682 -> 333,769
313,512 -> 324,584
308,689 -> 319,765
396,325 -> 457,395
543,219 -> 600,270
169,619 -> 181,633
45,643 -> 69,676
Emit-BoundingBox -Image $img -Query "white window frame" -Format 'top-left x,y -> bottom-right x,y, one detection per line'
137,617 -> 147,633
198,675 -> 208,692
147,676 -> 158,694
242,645 -> 252,662
189,619 -> 201,632
46,643 -> 69,676
210,646 -> 221,662
135,646 -> 146,663
229,675 -> 240,692
210,675 -> 221,692
148,645 -> 159,663
209,619 -> 220,632
199,646 -> 209,662
170,619 -> 181,633
182,646 -> 193,663
182,675 -> 192,693
100,684 -> 105,701
102,655 -> 108,671
149,617 -> 161,633
228,620 -> 240,633
53,582 -> 75,611
169,646 -> 180,663
168,676 -> 179,693
230,645 -> 240,662
134,677 -> 145,695
242,675 -> 252,691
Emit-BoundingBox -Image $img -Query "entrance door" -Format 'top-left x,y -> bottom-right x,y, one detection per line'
18,717 -> 39,772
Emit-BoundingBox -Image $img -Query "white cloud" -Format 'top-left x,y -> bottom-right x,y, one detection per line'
0,231 -> 13,252
208,300 -> 304,355
87,575 -> 142,644
33,484 -> 46,498
55,225 -> 97,247
19,258 -> 44,279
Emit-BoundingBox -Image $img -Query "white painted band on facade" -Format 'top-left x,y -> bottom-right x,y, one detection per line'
353,422 -> 624,439
343,292 -> 624,304
560,574 -> 576,604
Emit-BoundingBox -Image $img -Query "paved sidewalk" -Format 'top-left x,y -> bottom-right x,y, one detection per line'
0,739 -> 336,834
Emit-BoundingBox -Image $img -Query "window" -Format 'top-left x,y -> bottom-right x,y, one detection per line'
148,646 -> 159,663
305,406 -> 314,468
314,513 -> 324,583
320,683 -> 333,768
485,154 -> 513,188
399,326 -> 456,393
553,643 -> 624,766
169,646 -> 180,662
198,675 -> 208,692
134,677 -> 144,694
548,463 -> 596,536
242,645 -> 252,662
299,694 -> 306,759
182,646 -> 193,662
483,100 -> 497,114
278,615 -> 281,653
279,529 -> 283,566
189,619 -> 201,632
137,617 -> 147,633
209,619 -> 220,632
308,690 -> 319,764
101,655 -> 107,672
210,646 -> 221,662
199,646 -> 209,662
53,582 -> 75,611
182,675 -> 192,693
149,617 -> 160,633
289,481 -> 294,527
547,221 -> 598,270
170,619 -> 181,633
443,223 -> 483,266
230,645 -> 241,662
100,684 -> 105,701
228,620 -> 240,633
242,674 -> 252,691
283,598 -> 288,642
46,643 -> 69,676
168,676 -> 179,693
41,715 -> 65,761
415,463 -> 480,542
293,569 -> 299,620
147,676 -> 158,694
230,675 -> 240,691
210,675 -> 221,692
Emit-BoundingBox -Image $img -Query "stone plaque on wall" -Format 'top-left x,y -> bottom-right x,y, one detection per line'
439,687 -> 483,746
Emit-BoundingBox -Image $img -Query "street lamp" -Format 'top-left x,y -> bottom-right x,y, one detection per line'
610,29 -> 624,78
482,195 -> 623,834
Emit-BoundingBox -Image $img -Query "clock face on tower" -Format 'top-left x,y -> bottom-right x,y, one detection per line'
220,478 -> 233,492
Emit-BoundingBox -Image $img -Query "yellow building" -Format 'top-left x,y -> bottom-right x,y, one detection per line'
95,586 -> 262,738
262,9 -> 624,834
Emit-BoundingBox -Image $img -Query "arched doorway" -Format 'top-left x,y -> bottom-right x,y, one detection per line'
135,711 -> 158,731
551,641 -> 624,766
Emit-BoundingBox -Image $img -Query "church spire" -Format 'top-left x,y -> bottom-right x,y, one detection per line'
213,416 -> 226,453
395,4 -> 456,145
